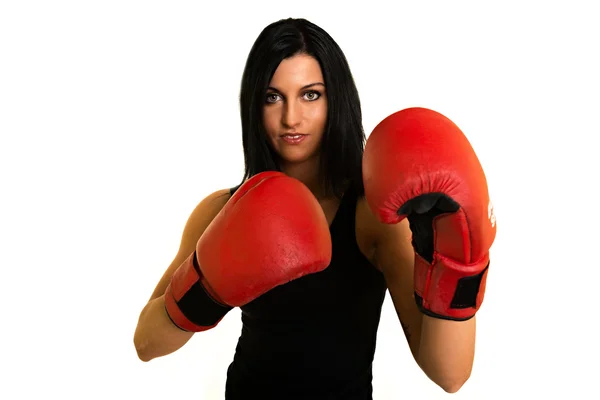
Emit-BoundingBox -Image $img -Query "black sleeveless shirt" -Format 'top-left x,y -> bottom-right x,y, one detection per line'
224,186 -> 387,399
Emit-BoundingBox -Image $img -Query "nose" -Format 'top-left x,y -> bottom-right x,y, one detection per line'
282,100 -> 302,129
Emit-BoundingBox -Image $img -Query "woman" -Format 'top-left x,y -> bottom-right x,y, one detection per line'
133,17 -> 478,399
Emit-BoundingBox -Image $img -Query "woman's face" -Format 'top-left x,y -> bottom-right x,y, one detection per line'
263,53 -> 328,166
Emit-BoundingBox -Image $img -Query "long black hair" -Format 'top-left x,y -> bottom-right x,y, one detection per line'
237,18 -> 365,198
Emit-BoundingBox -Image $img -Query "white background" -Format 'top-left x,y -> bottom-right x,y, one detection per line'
1,1 -> 598,399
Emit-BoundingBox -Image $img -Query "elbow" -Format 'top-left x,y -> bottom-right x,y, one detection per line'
136,348 -> 153,363
133,335 -> 153,362
441,382 -> 463,394
439,373 -> 470,394
416,353 -> 472,393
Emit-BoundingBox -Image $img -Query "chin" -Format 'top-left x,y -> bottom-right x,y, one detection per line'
278,149 -> 319,166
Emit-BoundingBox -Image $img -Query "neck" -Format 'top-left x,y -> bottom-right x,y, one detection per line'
280,157 -> 326,200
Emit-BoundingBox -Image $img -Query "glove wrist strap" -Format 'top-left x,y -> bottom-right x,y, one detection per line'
414,253 -> 489,321
164,252 -> 233,332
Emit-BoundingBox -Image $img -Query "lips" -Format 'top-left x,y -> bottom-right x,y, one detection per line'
280,133 -> 308,145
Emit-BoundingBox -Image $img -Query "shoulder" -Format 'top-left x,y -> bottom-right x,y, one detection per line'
147,187 -> 233,300
188,188 -> 232,225
193,188 -> 232,215
178,188 -> 232,253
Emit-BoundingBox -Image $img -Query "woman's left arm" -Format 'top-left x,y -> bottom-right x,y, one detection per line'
373,218 -> 475,393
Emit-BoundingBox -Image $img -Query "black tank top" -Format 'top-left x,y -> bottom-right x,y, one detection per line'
224,185 -> 387,399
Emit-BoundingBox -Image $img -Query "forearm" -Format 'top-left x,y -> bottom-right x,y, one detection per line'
133,295 -> 194,362
416,315 -> 476,393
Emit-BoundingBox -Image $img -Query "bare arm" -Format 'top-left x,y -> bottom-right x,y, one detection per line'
133,189 -> 231,362
373,218 -> 475,393
134,295 -> 195,362
417,315 -> 475,393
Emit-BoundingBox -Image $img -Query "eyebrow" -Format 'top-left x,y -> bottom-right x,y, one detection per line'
267,82 -> 325,92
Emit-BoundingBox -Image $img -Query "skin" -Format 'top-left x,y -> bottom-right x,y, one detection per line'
262,54 -> 329,205
261,53 -> 476,393
134,52 -> 476,394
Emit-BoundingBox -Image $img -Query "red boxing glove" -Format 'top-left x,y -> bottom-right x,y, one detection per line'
165,171 -> 333,331
363,107 -> 496,321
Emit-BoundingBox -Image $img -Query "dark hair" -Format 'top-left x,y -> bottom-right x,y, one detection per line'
237,18 -> 365,198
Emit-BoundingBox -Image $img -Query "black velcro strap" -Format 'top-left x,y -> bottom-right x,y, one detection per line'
451,264 -> 488,309
176,256 -> 233,328
414,293 -> 476,322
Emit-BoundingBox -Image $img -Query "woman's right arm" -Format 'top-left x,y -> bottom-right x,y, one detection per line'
133,189 -> 232,362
